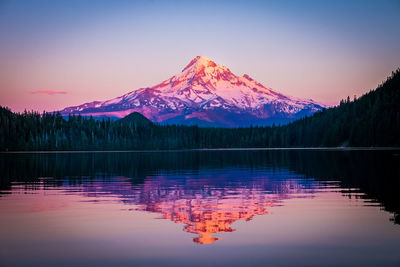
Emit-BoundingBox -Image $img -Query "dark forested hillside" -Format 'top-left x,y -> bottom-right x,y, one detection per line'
279,69 -> 400,147
0,70 -> 399,151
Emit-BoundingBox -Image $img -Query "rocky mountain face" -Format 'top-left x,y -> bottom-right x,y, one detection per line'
60,56 -> 324,127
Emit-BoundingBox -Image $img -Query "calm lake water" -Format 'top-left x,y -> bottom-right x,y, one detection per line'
1,149 -> 399,266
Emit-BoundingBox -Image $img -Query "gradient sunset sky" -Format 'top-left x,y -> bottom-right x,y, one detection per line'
1,0 -> 399,112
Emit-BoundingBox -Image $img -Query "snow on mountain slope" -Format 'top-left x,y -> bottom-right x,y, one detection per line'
60,56 -> 324,127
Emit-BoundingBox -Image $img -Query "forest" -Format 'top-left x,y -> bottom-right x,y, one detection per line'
0,69 -> 399,151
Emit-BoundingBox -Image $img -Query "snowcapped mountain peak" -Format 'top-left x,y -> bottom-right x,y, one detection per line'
60,56 -> 325,127
180,55 -> 231,80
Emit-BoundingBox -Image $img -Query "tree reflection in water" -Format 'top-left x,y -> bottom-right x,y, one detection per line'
0,149 -> 399,244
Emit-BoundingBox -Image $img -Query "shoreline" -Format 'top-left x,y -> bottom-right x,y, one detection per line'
1,147 -> 400,154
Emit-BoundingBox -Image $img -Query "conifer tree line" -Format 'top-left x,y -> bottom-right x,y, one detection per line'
0,70 -> 399,151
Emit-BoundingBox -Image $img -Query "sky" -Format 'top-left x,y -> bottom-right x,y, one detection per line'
0,0 -> 399,112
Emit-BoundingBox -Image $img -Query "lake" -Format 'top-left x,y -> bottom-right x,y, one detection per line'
0,149 -> 399,266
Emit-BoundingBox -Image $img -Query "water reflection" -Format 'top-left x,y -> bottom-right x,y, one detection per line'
63,170 -> 324,244
1,150 -> 400,266
135,176 -> 279,244
1,150 -> 398,221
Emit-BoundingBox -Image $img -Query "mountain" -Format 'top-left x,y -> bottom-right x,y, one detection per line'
1,69 -> 399,150
60,56 -> 324,127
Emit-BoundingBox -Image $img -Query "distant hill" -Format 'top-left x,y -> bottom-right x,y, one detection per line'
117,112 -> 153,126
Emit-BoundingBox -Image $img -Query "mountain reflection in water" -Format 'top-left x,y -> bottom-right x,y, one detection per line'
0,149 -> 399,245
68,170 -> 322,244
1,150 -> 400,266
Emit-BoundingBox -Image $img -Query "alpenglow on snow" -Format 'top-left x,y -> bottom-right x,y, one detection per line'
60,56 -> 324,127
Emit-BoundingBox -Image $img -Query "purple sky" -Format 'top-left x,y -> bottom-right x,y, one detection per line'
0,0 -> 399,112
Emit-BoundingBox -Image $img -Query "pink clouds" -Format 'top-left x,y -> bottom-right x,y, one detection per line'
30,90 -> 68,95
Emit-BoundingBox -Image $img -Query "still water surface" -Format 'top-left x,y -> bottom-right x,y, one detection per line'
0,150 -> 399,266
